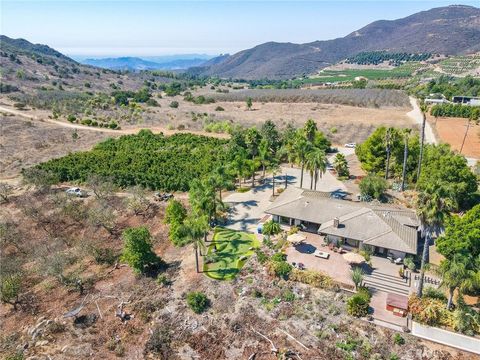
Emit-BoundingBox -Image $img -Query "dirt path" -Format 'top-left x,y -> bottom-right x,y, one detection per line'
0,105 -> 229,139
407,97 -> 437,144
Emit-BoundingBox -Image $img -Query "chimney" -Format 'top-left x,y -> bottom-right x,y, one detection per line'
333,217 -> 340,228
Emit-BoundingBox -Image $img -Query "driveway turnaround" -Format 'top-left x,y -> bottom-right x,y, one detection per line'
224,166 -> 347,232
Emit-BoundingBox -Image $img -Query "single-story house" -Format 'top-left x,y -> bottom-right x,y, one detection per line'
265,187 -> 420,259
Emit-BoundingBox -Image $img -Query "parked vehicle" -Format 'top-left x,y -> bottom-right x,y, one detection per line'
66,187 -> 87,197
344,143 -> 356,148
154,192 -> 174,201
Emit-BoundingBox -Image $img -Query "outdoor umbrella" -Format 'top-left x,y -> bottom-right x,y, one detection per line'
287,233 -> 306,245
343,252 -> 365,264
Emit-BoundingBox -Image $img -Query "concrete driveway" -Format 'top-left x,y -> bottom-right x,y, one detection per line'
224,165 -> 347,232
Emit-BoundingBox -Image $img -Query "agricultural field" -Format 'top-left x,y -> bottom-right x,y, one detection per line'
211,88 -> 410,107
437,53 -> 480,76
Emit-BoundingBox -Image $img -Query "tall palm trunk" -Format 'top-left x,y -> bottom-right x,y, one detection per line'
252,170 -> 255,187
272,174 -> 275,196
447,287 -> 455,310
416,229 -> 430,297
194,246 -> 200,273
385,129 -> 391,180
262,163 -> 266,178
314,167 -> 318,190
416,112 -> 426,185
401,135 -> 408,191
459,119 -> 470,154
300,162 -> 305,188
310,171 -> 314,190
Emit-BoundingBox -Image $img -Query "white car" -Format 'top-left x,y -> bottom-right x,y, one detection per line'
344,143 -> 356,148
66,187 -> 87,197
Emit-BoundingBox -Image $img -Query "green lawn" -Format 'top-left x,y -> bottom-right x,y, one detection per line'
203,227 -> 260,280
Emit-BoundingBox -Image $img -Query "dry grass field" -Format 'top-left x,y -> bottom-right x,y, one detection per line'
431,115 -> 480,159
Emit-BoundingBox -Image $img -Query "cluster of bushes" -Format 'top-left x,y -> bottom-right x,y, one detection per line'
266,253 -> 292,279
35,130 -> 230,191
411,75 -> 480,100
203,120 -> 234,134
112,88 -> 152,106
70,116 -> 120,130
356,127 -> 477,210
430,103 -> 480,120
347,287 -> 371,317
184,92 -> 215,104
289,269 -> 334,289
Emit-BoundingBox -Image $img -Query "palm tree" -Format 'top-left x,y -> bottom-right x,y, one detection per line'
246,158 -> 261,187
416,185 -> 453,297
306,148 -> 327,190
439,255 -> 479,310
183,215 -> 209,273
333,153 -> 349,178
258,138 -> 271,178
268,159 -> 281,197
384,127 -> 392,180
293,136 -> 311,188
304,119 -> 318,143
416,102 -> 428,185
262,220 -> 281,242
401,129 -> 411,192
459,109 -> 479,154
351,266 -> 364,290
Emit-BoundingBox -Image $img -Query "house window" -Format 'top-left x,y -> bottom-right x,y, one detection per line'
345,238 -> 359,248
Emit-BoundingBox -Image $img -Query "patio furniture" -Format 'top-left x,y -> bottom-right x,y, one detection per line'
287,233 -> 306,246
314,250 -> 330,259
343,252 -> 365,265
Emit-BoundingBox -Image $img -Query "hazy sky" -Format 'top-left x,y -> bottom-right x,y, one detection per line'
1,1 -> 478,57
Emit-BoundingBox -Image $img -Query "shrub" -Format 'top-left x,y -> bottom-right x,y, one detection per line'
121,227 -> 161,274
169,101 -> 179,108
67,114 -> 77,122
186,291 -> 210,314
164,199 -> 187,224
255,249 -> 268,264
347,290 -> 371,317
393,333 -> 405,345
408,295 -> 453,326
0,274 -> 21,309
267,258 -> 292,279
271,252 -> 287,262
423,286 -> 447,301
146,98 -> 159,107
359,175 -> 388,200
90,246 -> 117,265
290,269 -> 333,289
215,106 -> 224,111
403,257 -> 415,271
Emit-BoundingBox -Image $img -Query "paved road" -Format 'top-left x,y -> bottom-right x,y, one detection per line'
224,166 -> 347,232
407,97 -> 438,145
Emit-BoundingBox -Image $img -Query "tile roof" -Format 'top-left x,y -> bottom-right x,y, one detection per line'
266,187 -> 419,254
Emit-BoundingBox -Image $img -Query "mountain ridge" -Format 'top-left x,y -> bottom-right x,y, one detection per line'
191,5 -> 480,79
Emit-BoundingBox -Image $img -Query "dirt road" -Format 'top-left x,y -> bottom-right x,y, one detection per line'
407,97 -> 437,144
0,105 -> 229,138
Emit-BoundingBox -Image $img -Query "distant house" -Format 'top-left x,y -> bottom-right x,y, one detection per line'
452,96 -> 480,106
265,187 -> 420,258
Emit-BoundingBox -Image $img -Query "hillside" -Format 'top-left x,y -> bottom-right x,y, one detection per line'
0,36 -> 159,95
192,5 -> 480,79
